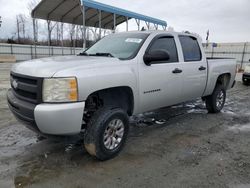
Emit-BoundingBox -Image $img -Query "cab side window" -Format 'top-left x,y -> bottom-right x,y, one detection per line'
179,36 -> 202,62
148,37 -> 179,63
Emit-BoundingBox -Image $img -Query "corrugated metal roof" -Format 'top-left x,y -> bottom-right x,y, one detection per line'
31,0 -> 167,29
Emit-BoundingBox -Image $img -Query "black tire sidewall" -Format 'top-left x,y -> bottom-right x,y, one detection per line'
96,110 -> 129,158
212,85 -> 226,112
84,107 -> 129,160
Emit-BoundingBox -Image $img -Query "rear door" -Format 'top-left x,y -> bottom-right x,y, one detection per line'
178,35 -> 208,101
138,35 -> 183,112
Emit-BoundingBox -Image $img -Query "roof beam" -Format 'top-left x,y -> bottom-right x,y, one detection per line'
103,15 -> 124,28
93,13 -> 112,27
47,0 -> 67,20
85,9 -> 99,23
73,13 -> 83,24
60,4 -> 79,22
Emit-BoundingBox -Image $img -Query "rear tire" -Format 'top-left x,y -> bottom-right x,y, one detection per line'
205,84 -> 226,113
243,80 -> 249,86
84,107 -> 129,161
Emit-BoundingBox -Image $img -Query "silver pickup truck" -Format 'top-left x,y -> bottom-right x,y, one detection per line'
7,31 -> 236,160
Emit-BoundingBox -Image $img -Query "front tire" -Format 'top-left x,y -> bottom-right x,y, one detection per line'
205,84 -> 226,113
84,107 -> 129,161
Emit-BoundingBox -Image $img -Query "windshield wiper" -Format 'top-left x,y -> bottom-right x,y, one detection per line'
89,53 -> 115,57
78,52 -> 89,56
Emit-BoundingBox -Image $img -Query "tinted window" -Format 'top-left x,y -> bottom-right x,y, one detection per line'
179,36 -> 202,62
148,37 -> 178,63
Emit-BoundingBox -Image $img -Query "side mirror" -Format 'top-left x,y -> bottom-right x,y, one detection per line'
143,50 -> 170,66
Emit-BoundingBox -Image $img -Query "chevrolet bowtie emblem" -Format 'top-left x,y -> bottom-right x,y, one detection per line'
12,79 -> 18,89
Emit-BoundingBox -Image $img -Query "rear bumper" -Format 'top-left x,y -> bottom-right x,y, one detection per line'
7,89 -> 85,135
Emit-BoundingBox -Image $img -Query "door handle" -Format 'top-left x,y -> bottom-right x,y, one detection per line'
172,68 -> 183,74
199,66 -> 207,71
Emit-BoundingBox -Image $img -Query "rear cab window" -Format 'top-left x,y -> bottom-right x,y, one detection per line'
179,35 -> 202,62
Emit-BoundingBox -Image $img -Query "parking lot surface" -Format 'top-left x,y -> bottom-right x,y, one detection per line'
0,63 -> 250,188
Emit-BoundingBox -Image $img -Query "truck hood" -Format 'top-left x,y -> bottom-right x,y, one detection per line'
11,55 -> 121,77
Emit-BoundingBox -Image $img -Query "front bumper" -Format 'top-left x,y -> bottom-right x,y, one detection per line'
7,89 -> 39,132
7,89 -> 85,135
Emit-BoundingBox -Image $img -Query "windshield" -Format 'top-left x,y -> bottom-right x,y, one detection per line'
85,33 -> 149,60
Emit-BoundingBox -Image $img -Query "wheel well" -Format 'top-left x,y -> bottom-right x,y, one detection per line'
216,73 -> 231,89
85,86 -> 134,116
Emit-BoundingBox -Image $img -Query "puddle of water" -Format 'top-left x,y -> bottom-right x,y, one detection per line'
228,123 -> 250,132
187,109 -> 207,114
229,184 -> 250,188
221,109 -> 237,116
0,125 -> 37,157
171,104 -> 185,109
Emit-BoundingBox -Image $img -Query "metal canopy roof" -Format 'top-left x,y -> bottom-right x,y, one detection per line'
32,0 -> 167,29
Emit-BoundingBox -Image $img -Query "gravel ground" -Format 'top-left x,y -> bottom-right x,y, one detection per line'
0,63 -> 250,188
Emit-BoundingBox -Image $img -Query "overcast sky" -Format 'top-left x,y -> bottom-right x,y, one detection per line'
0,0 -> 249,42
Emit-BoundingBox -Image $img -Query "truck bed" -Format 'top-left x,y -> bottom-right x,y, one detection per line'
203,58 -> 237,97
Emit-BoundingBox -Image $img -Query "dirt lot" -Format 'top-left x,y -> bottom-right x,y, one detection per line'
0,62 -> 250,188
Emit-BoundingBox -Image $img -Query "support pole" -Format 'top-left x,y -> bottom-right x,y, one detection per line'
113,13 -> 116,33
126,17 -> 128,31
32,18 -> 37,59
154,24 -> 158,30
82,5 -> 86,49
74,26 -> 77,54
240,42 -> 247,70
99,10 -> 102,39
211,44 -> 214,58
47,20 -> 51,56
135,19 -> 140,31
61,23 -> 64,55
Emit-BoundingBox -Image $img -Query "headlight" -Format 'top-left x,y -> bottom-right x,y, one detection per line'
43,77 -> 78,103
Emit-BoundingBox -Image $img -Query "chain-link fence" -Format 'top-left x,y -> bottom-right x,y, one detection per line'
1,42 -> 250,70
0,43 -> 83,61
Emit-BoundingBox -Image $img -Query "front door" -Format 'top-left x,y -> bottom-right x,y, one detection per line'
138,35 -> 183,112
